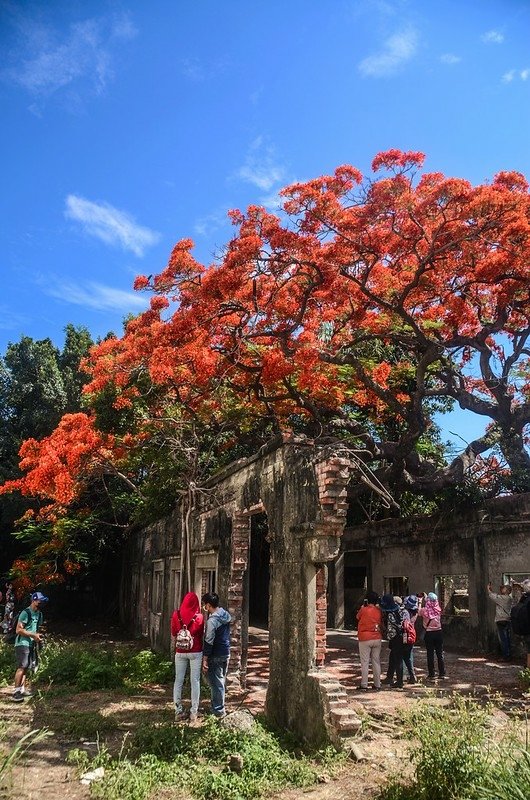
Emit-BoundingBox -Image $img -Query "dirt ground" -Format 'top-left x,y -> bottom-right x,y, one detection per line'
1,626 -> 528,800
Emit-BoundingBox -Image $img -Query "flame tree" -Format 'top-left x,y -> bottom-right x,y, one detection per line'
3,150 -> 530,586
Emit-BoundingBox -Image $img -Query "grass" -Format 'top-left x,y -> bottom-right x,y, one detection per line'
67,716 -> 343,800
378,696 -> 530,800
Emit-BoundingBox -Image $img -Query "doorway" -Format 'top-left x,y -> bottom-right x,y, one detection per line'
249,512 -> 270,626
240,512 -> 270,693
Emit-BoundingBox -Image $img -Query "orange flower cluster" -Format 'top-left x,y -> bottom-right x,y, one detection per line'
0,413 -> 117,506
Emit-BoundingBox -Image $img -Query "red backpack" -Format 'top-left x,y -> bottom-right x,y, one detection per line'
403,618 -> 417,645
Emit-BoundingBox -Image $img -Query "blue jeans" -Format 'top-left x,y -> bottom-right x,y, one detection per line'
207,656 -> 228,715
174,652 -> 202,715
496,622 -> 511,659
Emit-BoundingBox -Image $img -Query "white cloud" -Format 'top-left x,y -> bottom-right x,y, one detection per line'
259,190 -> 284,211
194,208 -> 230,237
45,280 -> 148,313
358,29 -> 418,77
482,30 -> 504,44
181,57 -> 205,82
501,68 -> 529,83
236,136 -> 285,191
180,56 -> 230,83
2,12 -> 137,104
440,53 -> 461,65
0,305 -> 28,330
65,195 -> 160,257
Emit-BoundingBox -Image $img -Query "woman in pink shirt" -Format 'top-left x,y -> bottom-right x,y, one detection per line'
418,592 -> 446,680
356,591 -> 383,691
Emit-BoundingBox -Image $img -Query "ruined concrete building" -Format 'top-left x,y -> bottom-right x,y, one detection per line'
121,435 -> 530,745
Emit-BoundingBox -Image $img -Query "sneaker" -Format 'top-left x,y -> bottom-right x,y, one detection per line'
373,686 -> 382,692
214,711 -> 227,719
21,688 -> 34,698
175,709 -> 188,722
188,714 -> 199,726
12,690 -> 24,703
355,685 -> 370,692
439,675 -> 448,680
391,682 -> 404,690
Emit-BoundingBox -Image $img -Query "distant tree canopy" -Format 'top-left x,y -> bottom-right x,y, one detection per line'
2,150 -> 530,588
0,325 -> 93,585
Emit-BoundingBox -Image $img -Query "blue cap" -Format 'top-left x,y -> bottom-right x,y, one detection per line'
427,592 -> 438,601
31,591 -> 49,602
404,594 -> 418,610
380,593 -> 399,611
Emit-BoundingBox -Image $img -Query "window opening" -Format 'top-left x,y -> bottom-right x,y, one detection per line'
152,560 -> 164,614
435,574 -> 469,615
384,576 -> 409,598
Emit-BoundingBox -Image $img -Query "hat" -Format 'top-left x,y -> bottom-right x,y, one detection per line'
427,592 -> 438,602
404,594 -> 418,610
31,591 -> 49,602
393,595 -> 403,606
380,593 -> 399,612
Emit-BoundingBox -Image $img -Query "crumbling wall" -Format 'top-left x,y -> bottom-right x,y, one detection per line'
338,494 -> 530,652
120,436 -> 355,745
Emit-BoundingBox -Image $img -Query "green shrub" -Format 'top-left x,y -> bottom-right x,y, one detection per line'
77,652 -> 122,691
379,696 -> 490,800
33,640 -> 173,692
0,642 -> 14,687
122,648 -> 174,687
70,717 -> 331,800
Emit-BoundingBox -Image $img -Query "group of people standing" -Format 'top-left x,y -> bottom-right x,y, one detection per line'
356,590 -> 446,691
170,590 -> 232,723
356,579 -> 530,690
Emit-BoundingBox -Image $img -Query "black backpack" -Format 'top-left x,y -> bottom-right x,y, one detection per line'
510,594 -> 530,636
3,607 -> 38,645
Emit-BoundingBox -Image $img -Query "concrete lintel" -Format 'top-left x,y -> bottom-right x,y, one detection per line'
306,535 -> 341,563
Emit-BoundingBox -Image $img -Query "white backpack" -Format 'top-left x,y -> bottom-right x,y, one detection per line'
175,612 -> 196,651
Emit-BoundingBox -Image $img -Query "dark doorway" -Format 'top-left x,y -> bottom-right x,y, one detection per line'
248,512 -> 270,626
344,550 -> 368,627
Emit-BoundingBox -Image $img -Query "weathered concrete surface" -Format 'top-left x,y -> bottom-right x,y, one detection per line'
336,493 -> 530,653
121,436 -> 356,745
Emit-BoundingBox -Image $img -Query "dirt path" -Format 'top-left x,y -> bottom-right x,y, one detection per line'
1,693 -> 89,800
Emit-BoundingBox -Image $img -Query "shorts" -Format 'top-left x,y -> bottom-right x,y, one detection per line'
15,646 -> 31,670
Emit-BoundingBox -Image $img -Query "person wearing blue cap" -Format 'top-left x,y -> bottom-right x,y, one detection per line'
402,595 -> 419,683
380,593 -> 405,688
12,591 -> 48,703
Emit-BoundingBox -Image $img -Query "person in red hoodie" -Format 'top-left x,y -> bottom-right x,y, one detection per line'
170,591 -> 204,723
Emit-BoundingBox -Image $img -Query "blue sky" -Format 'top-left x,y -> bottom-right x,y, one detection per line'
1,0 -> 529,448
